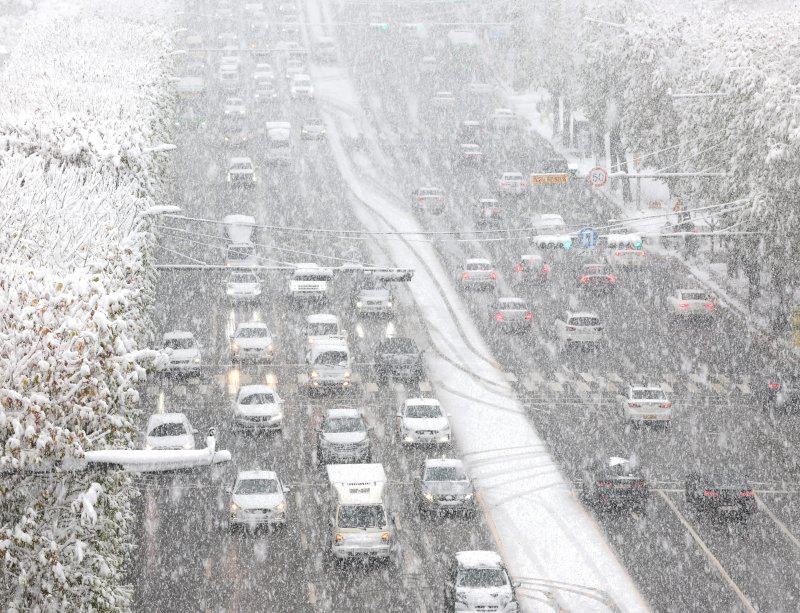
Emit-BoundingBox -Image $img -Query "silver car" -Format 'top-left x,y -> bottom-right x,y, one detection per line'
415,458 -> 475,515
489,297 -> 533,333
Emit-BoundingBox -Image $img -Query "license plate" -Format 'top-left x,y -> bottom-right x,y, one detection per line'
644,415 -> 657,420
720,505 -> 738,512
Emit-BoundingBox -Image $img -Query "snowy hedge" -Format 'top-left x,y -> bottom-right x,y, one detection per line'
0,4 -> 174,610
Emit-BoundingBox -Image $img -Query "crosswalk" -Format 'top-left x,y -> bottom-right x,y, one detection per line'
516,367 -> 755,400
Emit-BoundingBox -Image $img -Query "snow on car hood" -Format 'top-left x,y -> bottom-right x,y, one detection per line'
403,417 -> 449,431
167,348 -> 199,361
233,492 -> 284,511
322,431 -> 367,445
227,281 -> 260,291
359,289 -> 390,301
234,336 -> 271,349
236,403 -> 280,417
145,434 -> 193,450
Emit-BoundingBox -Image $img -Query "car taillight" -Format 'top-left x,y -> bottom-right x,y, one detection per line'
614,250 -> 622,256
628,402 -> 640,407
633,480 -> 647,488
495,312 -> 505,321
580,276 -> 589,283
637,251 -> 646,257
524,312 -> 533,321
566,326 -> 576,331
595,481 -> 613,487
462,272 -> 470,280
678,303 -> 689,309
768,382 -> 781,389
659,403 -> 672,408
704,303 -> 715,309
740,490 -> 754,497
417,196 -> 424,201
489,271 -> 497,280
607,275 -> 616,282
514,263 -> 525,273
703,490 -> 720,497
542,265 -> 550,273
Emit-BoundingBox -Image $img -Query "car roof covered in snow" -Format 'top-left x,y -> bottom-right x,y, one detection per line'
236,321 -> 268,330
455,550 -> 504,570
238,385 -> 277,397
405,397 -> 441,408
325,408 -> 360,419
163,330 -> 194,341
568,311 -> 600,319
307,313 -> 338,324
236,469 -> 277,481
466,258 -> 492,266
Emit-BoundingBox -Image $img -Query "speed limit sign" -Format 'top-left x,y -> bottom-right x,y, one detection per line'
588,167 -> 608,188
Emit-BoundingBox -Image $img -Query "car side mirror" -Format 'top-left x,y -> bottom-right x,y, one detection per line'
283,485 -> 292,493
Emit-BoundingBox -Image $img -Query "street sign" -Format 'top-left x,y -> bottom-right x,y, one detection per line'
588,167 -> 608,187
578,227 -> 599,249
530,173 -> 569,186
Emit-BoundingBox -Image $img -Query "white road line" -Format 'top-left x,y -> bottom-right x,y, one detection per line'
307,581 -> 317,606
657,490 -> 757,613
755,493 -> 800,553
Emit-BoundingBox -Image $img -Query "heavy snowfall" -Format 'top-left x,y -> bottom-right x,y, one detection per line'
1,0 -> 800,611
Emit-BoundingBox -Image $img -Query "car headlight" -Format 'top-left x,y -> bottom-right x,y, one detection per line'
144,444 -> 153,450
343,370 -> 351,379
311,370 -> 319,379
230,502 -> 240,513
387,301 -> 393,308
356,301 -> 363,308
266,344 -> 273,352
275,502 -> 285,512
182,442 -> 193,449
464,493 -> 474,501
334,533 -> 344,544
231,342 -> 240,352
381,532 -> 390,542
193,357 -> 201,364
226,175 -> 231,182
272,412 -> 283,422
438,434 -> 450,443
423,491 -> 434,501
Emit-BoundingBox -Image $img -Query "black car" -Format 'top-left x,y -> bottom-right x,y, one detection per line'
374,337 -> 424,382
582,457 -> 648,512
685,472 -> 756,517
755,371 -> 800,412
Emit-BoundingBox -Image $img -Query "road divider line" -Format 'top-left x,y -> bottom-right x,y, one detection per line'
307,581 -> 317,606
755,493 -> 800,553
657,490 -> 757,613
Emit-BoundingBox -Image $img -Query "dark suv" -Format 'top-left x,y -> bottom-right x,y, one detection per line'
374,337 -> 424,383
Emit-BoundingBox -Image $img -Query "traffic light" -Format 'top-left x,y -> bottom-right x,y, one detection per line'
632,238 -> 642,248
562,238 -> 573,250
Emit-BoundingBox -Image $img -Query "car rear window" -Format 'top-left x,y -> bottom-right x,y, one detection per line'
632,388 -> 666,400
681,291 -> 710,301
569,316 -> 600,326
379,338 -> 418,353
467,261 -> 491,270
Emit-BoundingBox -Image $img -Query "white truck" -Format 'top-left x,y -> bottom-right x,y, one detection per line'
288,263 -> 333,301
265,121 -> 292,164
305,313 -> 346,350
223,214 -> 259,267
326,463 -> 393,561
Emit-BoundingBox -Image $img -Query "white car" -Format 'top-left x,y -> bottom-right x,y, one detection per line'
620,384 -> 673,425
161,331 -> 201,376
233,385 -> 284,431
228,470 -> 289,530
289,73 -> 314,99
252,63 -> 275,81
218,66 -> 240,91
223,97 -> 246,116
532,213 -> 567,235
397,398 -> 452,445
554,311 -> 605,349
606,247 -> 647,268
431,91 -> 455,107
144,413 -> 196,450
355,277 -> 393,316
305,313 -> 345,349
230,321 -> 273,362
285,58 -> 305,79
459,258 -> 497,289
444,551 -> 519,613
667,289 -> 718,318
226,271 -> 262,301
497,171 -> 527,196
226,157 -> 256,187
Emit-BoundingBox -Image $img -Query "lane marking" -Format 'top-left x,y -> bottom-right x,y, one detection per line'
307,581 -> 317,605
657,490 -> 757,613
755,493 -> 800,553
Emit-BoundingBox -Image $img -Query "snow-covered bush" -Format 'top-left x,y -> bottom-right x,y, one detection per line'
0,4 -> 174,609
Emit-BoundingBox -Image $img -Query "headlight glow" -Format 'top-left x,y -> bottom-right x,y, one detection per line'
423,492 -> 433,501
275,502 -> 285,512
311,370 -> 319,379
231,343 -> 240,351
230,502 -> 240,513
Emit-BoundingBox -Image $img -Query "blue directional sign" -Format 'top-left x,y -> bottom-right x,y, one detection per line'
578,227 -> 599,249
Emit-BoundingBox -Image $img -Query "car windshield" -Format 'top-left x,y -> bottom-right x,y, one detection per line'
682,291 -> 710,301
164,338 -> 194,350
424,466 -> 467,481
235,478 -> 279,495
337,504 -> 386,528
323,417 -> 364,433
632,388 -> 666,400
230,273 -> 258,284
405,405 -> 442,418
314,351 -> 347,365
305,118 -> 322,125
569,317 -> 600,326
149,422 -> 187,437
457,568 -> 508,588
236,326 -> 268,338
308,323 -> 338,336
240,392 -> 275,405
230,162 -> 252,171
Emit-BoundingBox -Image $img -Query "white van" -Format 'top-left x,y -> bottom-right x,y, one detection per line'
327,463 -> 392,560
265,121 -> 292,164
